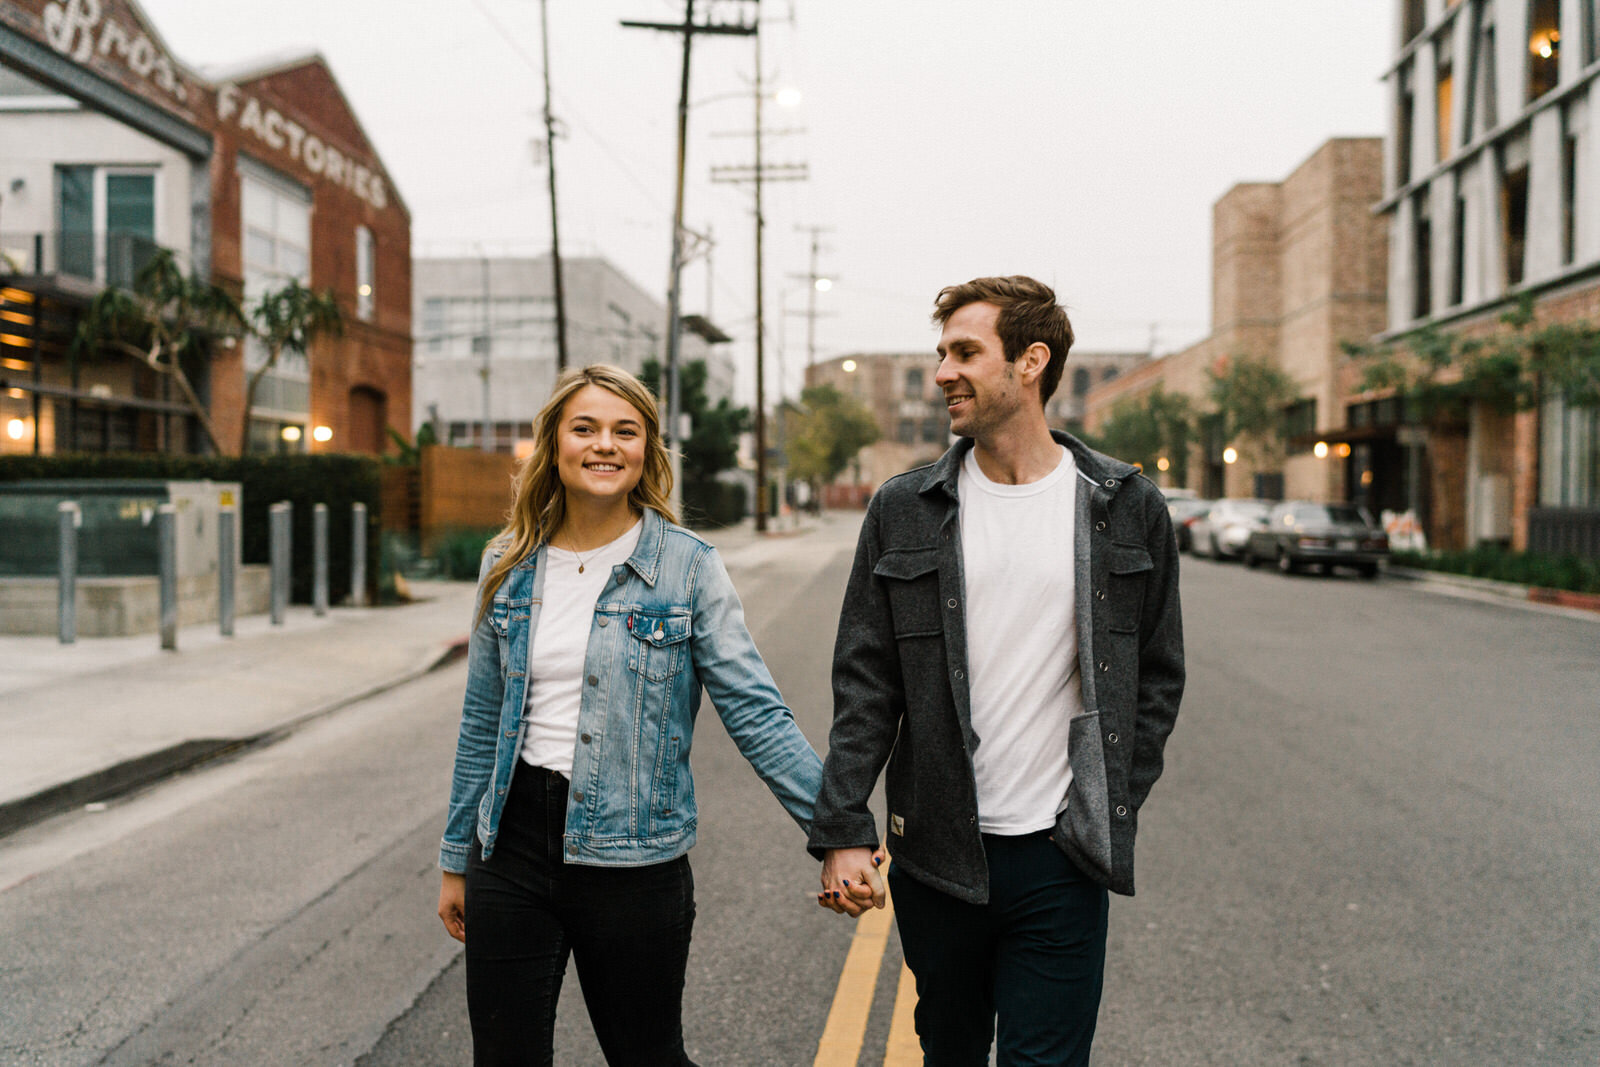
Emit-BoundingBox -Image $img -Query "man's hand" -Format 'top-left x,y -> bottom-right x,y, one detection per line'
818,846 -> 887,916
438,872 -> 466,942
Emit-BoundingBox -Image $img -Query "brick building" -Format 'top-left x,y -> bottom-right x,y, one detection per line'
1379,0 -> 1600,554
1085,138 -> 1390,507
0,0 -> 411,457
808,347 -> 1148,494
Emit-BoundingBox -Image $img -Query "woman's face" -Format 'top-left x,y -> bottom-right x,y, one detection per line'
554,384 -> 649,510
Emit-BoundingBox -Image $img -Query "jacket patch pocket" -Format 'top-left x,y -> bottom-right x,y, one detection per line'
873,547 -> 943,638
628,611 -> 692,682
1105,542 -> 1153,634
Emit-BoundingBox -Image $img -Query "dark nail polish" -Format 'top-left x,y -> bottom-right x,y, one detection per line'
843,879 -> 850,887
873,855 -> 883,866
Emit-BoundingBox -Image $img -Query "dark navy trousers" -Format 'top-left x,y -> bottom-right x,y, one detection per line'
464,764 -> 698,1066
889,830 -> 1110,1066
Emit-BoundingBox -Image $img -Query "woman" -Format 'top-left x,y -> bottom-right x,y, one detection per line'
437,364 -> 824,1066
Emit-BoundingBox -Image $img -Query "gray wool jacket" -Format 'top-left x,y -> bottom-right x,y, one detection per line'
807,432 -> 1185,901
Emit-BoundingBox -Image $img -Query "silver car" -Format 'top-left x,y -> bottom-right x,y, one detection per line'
1243,501 -> 1389,577
1189,498 -> 1272,560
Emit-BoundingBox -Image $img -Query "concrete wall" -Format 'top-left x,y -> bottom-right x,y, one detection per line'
0,565 -> 270,636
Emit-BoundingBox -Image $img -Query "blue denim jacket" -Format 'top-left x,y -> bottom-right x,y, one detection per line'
439,508 -> 823,873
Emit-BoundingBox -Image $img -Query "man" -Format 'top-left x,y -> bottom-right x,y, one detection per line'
810,276 -> 1184,1065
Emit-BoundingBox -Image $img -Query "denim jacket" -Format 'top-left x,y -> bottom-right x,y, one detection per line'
808,432 -> 1184,900
440,508 -> 823,873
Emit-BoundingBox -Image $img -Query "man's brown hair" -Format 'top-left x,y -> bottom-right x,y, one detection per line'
932,276 -> 1074,403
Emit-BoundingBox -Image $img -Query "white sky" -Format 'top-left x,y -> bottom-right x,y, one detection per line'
139,0 -> 1396,405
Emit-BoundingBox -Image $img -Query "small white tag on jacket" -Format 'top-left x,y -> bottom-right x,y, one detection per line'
890,814 -> 905,835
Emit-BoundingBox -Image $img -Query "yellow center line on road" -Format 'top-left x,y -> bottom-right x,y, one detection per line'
813,895 -> 896,1065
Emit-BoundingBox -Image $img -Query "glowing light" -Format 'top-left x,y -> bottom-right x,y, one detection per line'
1222,447 -> 1238,465
1336,442 -> 1352,458
281,425 -> 303,442
1313,441 -> 1329,459
1156,457 -> 1170,472
313,425 -> 333,443
5,418 -> 24,440
814,277 -> 833,293
358,284 -> 372,296
775,86 -> 803,108
841,359 -> 857,373
1360,469 -> 1374,486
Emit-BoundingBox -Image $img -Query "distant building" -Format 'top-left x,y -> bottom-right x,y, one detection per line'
1085,138 -> 1389,504
804,347 -> 1147,494
0,0 -> 412,457
412,254 -> 732,455
1379,0 -> 1600,553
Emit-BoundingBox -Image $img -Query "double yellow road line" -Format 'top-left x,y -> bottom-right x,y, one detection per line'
812,889 -> 921,1065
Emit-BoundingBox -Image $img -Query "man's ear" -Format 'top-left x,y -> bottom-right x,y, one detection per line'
1017,342 -> 1050,388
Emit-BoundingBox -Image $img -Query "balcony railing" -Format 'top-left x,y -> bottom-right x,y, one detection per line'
0,230 -> 164,289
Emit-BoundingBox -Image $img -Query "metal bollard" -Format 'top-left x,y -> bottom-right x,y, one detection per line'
58,501 -> 79,645
157,503 -> 177,651
312,503 -> 329,616
218,505 -> 236,637
269,501 -> 289,625
350,502 -> 367,608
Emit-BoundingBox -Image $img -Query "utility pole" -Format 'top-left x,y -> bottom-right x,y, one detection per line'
478,254 -> 492,452
539,0 -> 569,372
622,1 -> 756,518
790,224 -> 833,366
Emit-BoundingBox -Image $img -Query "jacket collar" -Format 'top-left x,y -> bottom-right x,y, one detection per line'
918,430 -> 1140,500
622,506 -> 667,588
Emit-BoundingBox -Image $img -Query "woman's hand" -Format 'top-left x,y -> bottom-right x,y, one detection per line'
438,872 -> 466,942
817,846 -> 888,916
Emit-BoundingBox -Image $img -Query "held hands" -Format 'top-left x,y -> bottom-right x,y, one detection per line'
818,845 -> 888,917
438,872 -> 466,942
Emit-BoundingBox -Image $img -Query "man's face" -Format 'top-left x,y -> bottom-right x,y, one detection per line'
935,301 -> 1028,443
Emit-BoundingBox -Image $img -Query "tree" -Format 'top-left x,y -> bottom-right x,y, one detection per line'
784,383 -> 880,487
1094,386 -> 1195,484
1344,294 -> 1600,421
243,280 -> 343,453
71,248 -> 245,455
1207,354 -> 1299,466
640,358 -> 750,524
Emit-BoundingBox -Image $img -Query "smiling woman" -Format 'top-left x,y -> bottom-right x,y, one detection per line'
435,364 -> 830,1066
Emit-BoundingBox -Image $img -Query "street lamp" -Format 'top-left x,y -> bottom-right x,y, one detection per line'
1222,446 -> 1238,465
814,277 -> 832,292
313,425 -> 333,443
1313,441 -> 1329,459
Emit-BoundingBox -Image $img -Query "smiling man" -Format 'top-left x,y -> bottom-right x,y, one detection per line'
809,276 -> 1185,1065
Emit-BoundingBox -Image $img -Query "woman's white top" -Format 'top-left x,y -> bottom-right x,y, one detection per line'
520,519 -> 644,777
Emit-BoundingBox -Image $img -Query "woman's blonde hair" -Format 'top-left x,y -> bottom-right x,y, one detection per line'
476,364 -> 676,622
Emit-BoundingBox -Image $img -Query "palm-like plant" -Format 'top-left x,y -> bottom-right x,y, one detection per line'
72,249 -> 245,454
242,279 -> 343,453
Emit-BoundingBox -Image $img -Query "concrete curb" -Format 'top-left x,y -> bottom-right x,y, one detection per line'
0,634 -> 470,841
1388,565 -> 1600,616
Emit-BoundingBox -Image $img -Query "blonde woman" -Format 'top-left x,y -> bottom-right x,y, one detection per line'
437,365 -> 824,1066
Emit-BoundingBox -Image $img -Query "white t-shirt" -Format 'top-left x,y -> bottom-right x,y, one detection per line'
520,519 -> 643,777
959,445 -> 1083,834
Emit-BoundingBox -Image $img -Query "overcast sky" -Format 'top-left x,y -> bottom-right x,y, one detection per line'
140,0 -> 1396,405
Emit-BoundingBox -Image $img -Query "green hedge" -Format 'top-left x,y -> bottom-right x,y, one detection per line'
0,452 -> 382,605
1392,545 -> 1600,594
682,478 -> 747,530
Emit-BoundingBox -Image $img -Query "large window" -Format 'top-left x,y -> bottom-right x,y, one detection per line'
1449,193 -> 1467,306
1396,69 -> 1416,188
1413,194 -> 1433,318
1500,159 -> 1529,288
1436,48 -> 1455,162
241,161 -> 312,451
904,367 -> 924,398
56,165 -> 157,286
1527,0 -> 1562,102
420,296 -> 555,360
1540,392 -> 1600,506
356,226 -> 375,321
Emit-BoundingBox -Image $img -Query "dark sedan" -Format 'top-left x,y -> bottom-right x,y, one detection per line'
1243,501 -> 1389,577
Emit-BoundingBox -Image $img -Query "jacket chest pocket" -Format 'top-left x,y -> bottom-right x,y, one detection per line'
1104,542 -> 1153,635
873,547 -> 943,638
627,611 -> 692,682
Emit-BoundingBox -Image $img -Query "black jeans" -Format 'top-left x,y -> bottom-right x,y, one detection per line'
889,830 -> 1109,1067
464,764 -> 698,1066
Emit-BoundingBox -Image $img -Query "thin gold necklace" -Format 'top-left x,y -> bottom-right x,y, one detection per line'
559,516 -> 630,573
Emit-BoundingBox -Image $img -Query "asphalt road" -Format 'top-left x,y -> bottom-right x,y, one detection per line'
2,516 -> 1596,1065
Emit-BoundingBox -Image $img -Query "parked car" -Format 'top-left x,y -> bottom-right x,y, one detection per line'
1243,501 -> 1389,577
1189,498 -> 1271,560
1159,486 -> 1199,502
1167,498 -> 1212,553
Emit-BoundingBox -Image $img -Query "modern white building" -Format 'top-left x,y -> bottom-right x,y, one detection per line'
412,254 -> 733,454
1380,0 -> 1600,553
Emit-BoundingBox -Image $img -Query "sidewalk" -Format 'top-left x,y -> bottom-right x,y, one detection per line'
0,581 -> 478,837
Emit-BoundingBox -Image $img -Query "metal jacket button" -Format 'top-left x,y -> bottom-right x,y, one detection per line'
587,675 -> 598,686
954,669 -> 964,679
1095,589 -> 1105,600
1115,805 -> 1128,817
1095,521 -> 1106,531
947,598 -> 958,608
572,790 -> 583,802
580,733 -> 591,744
597,617 -> 608,627
1105,478 -> 1116,487
1107,732 -> 1119,744
1098,660 -> 1109,672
